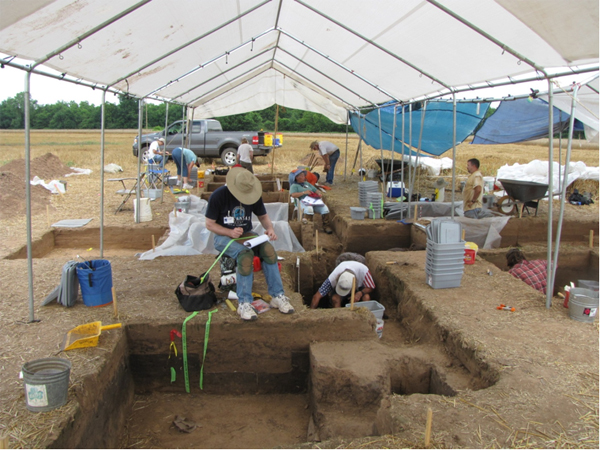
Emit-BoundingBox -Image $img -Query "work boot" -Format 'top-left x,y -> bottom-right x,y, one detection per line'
322,213 -> 333,234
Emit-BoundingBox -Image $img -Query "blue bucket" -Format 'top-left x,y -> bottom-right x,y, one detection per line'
76,260 -> 113,307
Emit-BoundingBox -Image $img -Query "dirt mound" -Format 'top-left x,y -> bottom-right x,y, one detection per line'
0,153 -> 74,219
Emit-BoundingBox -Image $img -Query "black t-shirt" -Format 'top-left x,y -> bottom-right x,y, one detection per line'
205,185 -> 267,233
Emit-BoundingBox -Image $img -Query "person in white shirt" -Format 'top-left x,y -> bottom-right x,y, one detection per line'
148,138 -> 167,164
236,138 -> 254,173
310,140 -> 340,186
311,261 -> 376,308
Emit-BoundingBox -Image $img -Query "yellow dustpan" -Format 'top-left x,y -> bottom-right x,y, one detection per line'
63,321 -> 122,351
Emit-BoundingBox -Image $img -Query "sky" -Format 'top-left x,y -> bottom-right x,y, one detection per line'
0,58 -> 595,108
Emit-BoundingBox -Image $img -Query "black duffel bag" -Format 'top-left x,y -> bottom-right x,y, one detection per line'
175,273 -> 217,312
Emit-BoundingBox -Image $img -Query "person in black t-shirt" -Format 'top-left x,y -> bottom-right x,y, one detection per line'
205,167 -> 295,321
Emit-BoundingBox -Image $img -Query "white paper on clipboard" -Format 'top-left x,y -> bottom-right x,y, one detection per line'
243,234 -> 270,248
301,197 -> 325,206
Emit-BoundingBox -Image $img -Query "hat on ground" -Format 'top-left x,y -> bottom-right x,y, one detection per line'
335,271 -> 356,297
309,140 -> 319,149
434,177 -> 448,189
158,138 -> 165,143
226,166 -> 263,204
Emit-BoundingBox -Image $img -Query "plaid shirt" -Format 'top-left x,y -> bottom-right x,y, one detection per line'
509,259 -> 548,294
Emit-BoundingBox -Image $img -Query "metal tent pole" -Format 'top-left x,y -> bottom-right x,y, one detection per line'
160,102 -> 169,204
451,93 -> 457,218
24,71 -> 36,323
135,99 -> 144,223
390,105 -> 398,200
412,102 -> 428,201
546,80 -> 555,309
407,103 -> 413,216
100,90 -> 106,257
378,108 -> 385,203
344,111 -> 349,180
552,84 -> 580,293
359,115 -> 364,181
400,106 -> 406,220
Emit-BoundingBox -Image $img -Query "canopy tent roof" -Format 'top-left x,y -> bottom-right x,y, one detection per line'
1,0 -> 598,123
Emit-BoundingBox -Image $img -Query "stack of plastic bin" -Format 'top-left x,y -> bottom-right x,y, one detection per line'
425,219 -> 464,289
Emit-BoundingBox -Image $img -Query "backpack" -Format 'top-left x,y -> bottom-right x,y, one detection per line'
175,273 -> 217,312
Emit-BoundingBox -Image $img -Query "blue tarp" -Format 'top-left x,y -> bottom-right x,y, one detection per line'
472,98 -> 580,145
350,101 -> 490,156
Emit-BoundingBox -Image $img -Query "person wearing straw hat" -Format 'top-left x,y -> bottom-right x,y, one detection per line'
434,177 -> 448,202
310,261 -> 375,309
205,167 -> 295,321
463,158 -> 492,219
309,140 -> 340,186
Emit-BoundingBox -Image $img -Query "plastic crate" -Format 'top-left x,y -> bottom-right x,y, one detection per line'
426,252 -> 466,264
426,272 -> 463,289
345,300 -> 385,320
426,261 -> 465,275
426,239 -> 466,251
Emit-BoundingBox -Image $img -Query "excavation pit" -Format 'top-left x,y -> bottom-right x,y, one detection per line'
4,227 -> 169,259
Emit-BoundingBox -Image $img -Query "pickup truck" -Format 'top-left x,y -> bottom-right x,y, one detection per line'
132,119 -> 274,166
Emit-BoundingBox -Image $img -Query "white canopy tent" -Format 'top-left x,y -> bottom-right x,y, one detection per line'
0,0 -> 598,320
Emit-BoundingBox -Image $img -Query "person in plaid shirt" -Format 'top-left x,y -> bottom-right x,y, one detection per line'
506,248 -> 547,294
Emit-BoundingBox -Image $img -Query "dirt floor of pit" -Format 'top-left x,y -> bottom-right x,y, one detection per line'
119,393 -> 311,449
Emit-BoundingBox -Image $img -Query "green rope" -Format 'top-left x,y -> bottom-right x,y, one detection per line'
200,308 -> 218,390
200,237 -> 245,283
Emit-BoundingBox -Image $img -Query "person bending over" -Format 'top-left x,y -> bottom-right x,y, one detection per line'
309,140 -> 340,186
506,248 -> 547,294
311,261 -> 375,308
171,147 -> 200,189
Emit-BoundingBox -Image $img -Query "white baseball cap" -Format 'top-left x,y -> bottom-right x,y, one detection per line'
335,271 -> 355,296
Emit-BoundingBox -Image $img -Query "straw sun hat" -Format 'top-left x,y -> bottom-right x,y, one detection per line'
226,167 -> 263,204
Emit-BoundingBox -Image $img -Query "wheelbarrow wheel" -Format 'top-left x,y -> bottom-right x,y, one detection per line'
497,195 -> 516,215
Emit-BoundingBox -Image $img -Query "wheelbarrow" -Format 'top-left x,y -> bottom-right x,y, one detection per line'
497,179 -> 549,218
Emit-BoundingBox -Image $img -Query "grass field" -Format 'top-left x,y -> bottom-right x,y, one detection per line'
1,129 -> 598,179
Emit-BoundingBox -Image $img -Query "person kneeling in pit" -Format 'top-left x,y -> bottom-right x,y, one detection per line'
311,261 -> 375,308
289,168 -> 333,234
205,167 -> 295,321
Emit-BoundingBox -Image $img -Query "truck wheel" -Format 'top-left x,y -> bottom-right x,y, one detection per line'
141,147 -> 151,163
221,147 -> 238,166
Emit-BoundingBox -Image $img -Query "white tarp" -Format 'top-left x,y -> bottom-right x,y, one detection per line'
540,75 -> 600,141
138,201 -> 304,260
0,0 -> 597,123
496,160 -> 600,195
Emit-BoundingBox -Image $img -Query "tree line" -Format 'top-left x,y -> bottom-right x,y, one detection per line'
0,92 -> 348,132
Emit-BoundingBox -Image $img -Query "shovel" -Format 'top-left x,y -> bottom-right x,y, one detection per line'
63,321 -> 122,351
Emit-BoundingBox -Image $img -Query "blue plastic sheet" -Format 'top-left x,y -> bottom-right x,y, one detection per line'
350,101 -> 490,156
472,98 -> 579,144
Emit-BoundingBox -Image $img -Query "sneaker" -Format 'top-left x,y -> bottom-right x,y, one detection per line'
271,294 -> 295,314
237,302 -> 258,321
183,183 -> 194,190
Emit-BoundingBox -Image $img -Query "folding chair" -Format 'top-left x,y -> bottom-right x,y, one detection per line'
145,164 -> 170,190
111,173 -> 146,214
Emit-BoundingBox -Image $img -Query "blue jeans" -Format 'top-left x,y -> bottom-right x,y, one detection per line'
214,234 -> 284,304
149,154 -> 163,164
326,150 -> 340,184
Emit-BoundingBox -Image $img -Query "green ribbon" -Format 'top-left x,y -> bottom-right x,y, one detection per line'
182,311 -> 198,393
200,308 -> 218,390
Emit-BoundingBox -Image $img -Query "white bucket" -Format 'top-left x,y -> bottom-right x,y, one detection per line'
483,177 -> 495,193
134,198 -> 152,222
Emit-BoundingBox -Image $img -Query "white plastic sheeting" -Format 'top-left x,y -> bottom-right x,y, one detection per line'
138,201 -> 304,260
496,160 -> 599,195
0,0 -> 597,123
540,75 -> 600,141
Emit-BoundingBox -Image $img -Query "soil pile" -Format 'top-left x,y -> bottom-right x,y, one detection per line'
0,153 -> 74,219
